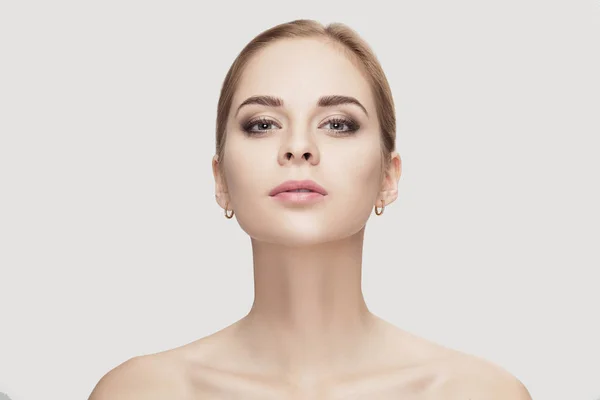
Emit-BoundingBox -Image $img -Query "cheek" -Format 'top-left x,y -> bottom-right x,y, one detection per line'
325,140 -> 382,196
223,138 -> 273,194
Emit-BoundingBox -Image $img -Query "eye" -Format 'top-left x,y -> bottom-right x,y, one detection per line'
240,116 -> 360,136
242,117 -> 280,136
321,117 -> 360,135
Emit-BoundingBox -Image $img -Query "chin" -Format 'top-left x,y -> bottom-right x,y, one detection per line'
269,236 -> 329,248
234,203 -> 370,246
242,220 -> 365,248
246,225 -> 333,247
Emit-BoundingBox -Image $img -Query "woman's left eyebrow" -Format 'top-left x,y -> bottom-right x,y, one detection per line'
235,95 -> 369,117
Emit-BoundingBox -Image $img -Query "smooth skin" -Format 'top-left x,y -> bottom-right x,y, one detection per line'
89,38 -> 532,399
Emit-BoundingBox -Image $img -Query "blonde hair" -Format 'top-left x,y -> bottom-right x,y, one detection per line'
215,19 -> 396,177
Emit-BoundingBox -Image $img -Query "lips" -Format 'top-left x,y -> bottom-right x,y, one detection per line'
269,180 -> 328,196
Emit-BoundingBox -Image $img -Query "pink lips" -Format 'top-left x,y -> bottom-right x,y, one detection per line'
269,180 -> 328,196
269,180 -> 328,204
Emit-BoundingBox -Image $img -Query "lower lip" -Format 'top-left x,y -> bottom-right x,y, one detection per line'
270,191 -> 326,204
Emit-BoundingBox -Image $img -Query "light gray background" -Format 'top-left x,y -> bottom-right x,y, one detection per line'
1,1 -> 599,399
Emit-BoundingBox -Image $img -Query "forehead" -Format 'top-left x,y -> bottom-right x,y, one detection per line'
233,38 -> 374,113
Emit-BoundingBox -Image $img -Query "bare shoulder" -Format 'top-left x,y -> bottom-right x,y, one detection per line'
88,353 -> 191,400
434,353 -> 532,400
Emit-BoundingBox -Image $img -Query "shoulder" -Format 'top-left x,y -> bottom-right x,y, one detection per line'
434,353 -> 532,400
88,353 -> 191,400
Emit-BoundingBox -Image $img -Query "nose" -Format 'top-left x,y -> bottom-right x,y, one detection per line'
278,129 -> 320,166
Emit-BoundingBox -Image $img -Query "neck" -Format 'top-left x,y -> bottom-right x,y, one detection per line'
237,227 -> 382,380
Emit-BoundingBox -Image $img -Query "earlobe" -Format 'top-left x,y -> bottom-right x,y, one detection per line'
215,192 -> 227,210
375,185 -> 398,212
383,188 -> 399,203
214,185 -> 231,212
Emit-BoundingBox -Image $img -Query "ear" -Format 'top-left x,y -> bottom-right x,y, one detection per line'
212,154 -> 230,211
377,151 -> 402,208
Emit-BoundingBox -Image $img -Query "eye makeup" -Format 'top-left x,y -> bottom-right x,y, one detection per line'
240,115 -> 361,137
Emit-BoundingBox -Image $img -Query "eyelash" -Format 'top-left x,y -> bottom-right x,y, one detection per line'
241,117 -> 360,136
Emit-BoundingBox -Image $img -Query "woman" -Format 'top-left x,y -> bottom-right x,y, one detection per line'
89,19 -> 531,399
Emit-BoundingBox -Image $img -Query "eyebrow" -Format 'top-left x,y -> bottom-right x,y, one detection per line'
235,95 -> 369,117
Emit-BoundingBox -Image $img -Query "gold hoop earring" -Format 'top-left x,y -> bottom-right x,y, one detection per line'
224,201 -> 234,219
374,199 -> 385,216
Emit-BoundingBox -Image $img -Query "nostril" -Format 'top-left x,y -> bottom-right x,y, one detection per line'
284,152 -> 313,161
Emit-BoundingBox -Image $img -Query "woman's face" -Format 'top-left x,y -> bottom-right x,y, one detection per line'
214,38 -> 398,246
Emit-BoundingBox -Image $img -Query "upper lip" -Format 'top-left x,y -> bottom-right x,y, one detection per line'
269,180 -> 328,196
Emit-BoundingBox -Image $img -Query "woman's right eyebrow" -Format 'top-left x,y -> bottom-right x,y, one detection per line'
235,95 -> 368,118
235,95 -> 283,117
